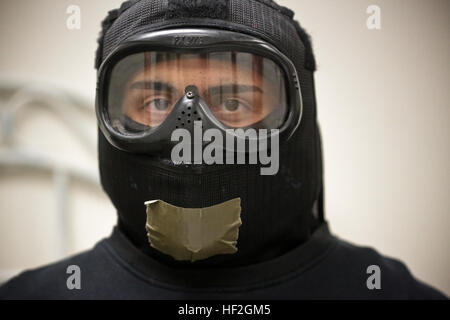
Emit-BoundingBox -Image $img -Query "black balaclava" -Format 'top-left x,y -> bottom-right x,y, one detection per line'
95,0 -> 325,268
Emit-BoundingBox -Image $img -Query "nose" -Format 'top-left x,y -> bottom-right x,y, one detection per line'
174,85 -> 202,131
185,85 -> 198,99
176,85 -> 202,132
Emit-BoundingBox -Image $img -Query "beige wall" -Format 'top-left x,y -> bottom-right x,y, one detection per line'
0,0 -> 448,295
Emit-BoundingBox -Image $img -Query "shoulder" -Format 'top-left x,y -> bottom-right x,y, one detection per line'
319,236 -> 448,299
0,240 -> 112,299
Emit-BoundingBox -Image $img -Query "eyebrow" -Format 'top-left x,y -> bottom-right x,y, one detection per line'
129,80 -> 176,93
208,84 -> 263,96
129,81 -> 263,96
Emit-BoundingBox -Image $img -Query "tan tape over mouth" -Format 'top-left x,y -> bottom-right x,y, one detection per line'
145,198 -> 242,262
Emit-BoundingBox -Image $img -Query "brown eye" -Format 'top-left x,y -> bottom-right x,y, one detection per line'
219,98 -> 251,112
224,99 -> 240,111
145,98 -> 170,111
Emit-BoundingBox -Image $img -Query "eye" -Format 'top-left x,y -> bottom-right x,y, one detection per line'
144,98 -> 170,111
220,98 -> 250,112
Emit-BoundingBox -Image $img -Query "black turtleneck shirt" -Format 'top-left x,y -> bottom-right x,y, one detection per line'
0,223 -> 446,299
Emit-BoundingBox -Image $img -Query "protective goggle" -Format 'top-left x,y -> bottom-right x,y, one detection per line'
96,28 -> 303,154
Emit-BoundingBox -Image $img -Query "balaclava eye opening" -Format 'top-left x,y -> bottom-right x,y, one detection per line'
95,0 -> 325,268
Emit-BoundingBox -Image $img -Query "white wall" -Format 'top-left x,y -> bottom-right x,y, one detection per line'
0,0 -> 448,295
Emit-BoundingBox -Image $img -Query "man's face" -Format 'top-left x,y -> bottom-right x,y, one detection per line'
120,52 -> 286,128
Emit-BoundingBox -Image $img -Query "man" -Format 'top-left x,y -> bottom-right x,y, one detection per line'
0,0 -> 446,299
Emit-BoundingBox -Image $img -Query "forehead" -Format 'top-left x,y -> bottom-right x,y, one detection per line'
125,52 -> 280,86
143,51 -> 263,65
